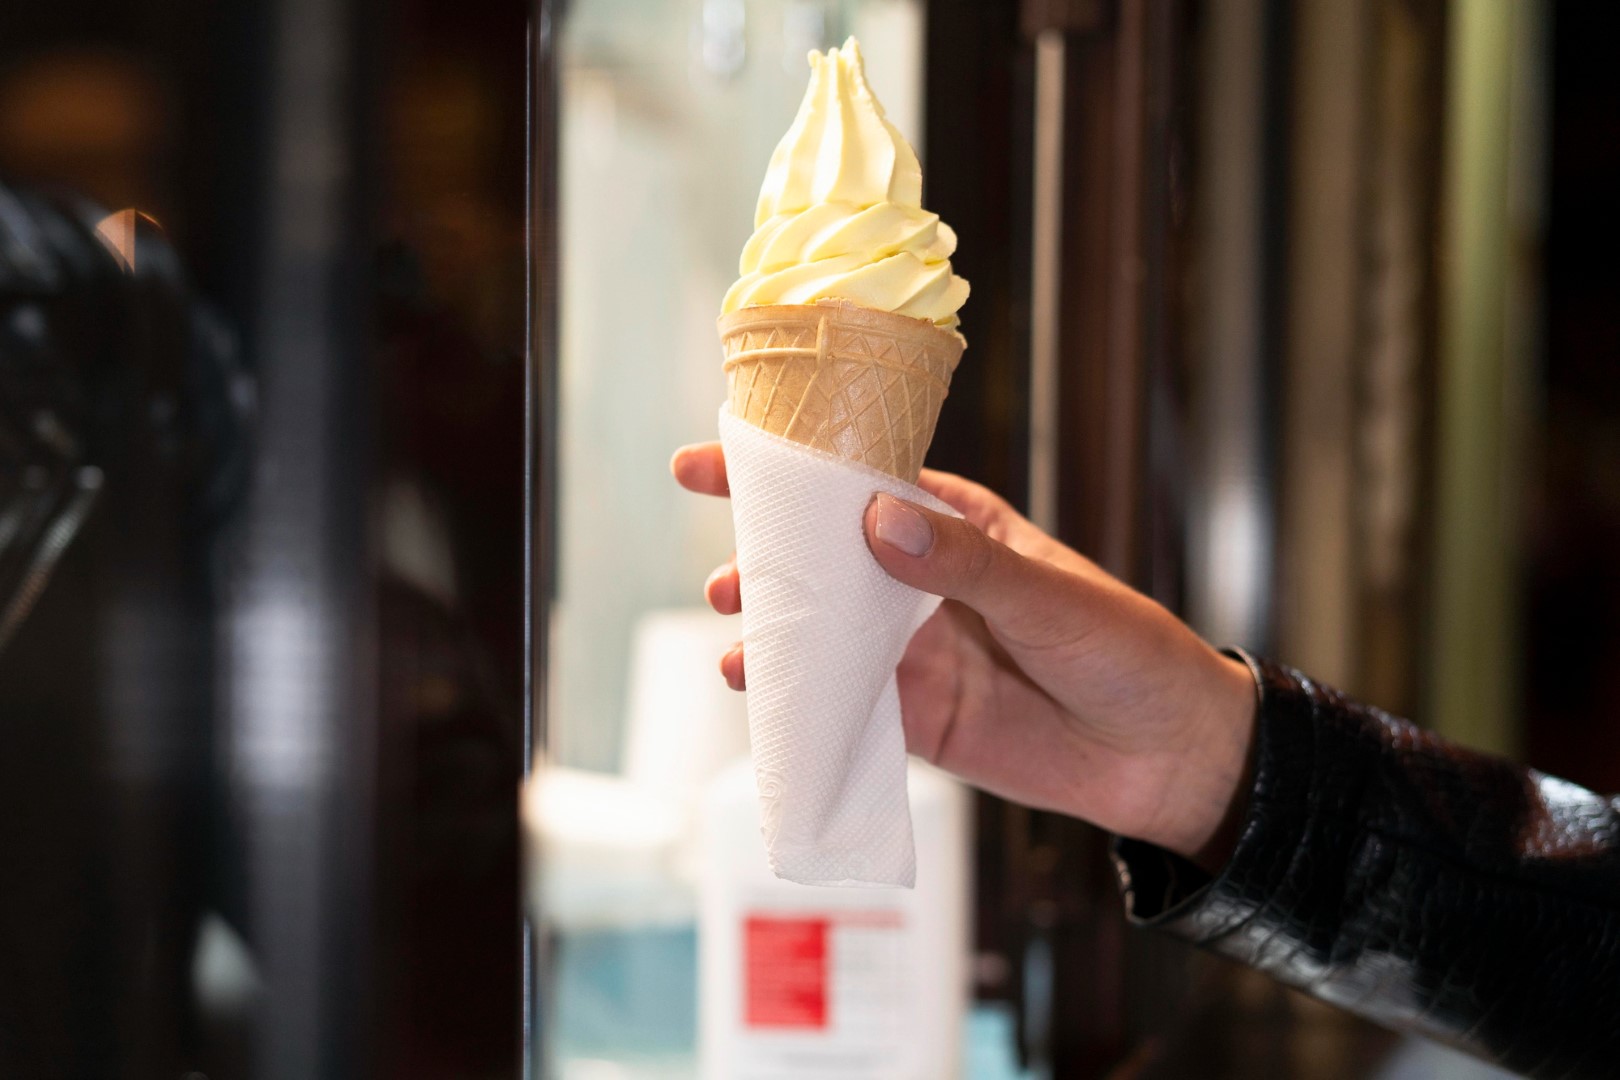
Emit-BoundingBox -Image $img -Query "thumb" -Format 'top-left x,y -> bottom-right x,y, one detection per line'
863,492 -> 1096,649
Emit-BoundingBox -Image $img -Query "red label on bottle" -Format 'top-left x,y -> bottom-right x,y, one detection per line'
743,916 -> 829,1029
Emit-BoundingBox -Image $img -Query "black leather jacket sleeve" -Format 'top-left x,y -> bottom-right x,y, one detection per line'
1112,652 -> 1620,1079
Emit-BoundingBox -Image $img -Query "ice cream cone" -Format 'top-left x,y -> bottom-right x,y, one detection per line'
719,300 -> 965,484
713,40 -> 970,889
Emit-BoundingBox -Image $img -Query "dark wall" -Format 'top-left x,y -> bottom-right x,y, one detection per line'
1525,3 -> 1620,796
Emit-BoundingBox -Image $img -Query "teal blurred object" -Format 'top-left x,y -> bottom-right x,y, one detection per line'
553,927 -> 699,1063
965,1003 -> 1036,1080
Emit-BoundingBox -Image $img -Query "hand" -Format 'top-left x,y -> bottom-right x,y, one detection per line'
671,443 -> 1258,872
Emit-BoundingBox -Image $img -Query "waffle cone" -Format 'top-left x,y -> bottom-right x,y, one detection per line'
719,300 -> 965,483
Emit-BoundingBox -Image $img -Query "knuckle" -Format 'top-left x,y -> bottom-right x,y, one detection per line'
958,524 -> 998,588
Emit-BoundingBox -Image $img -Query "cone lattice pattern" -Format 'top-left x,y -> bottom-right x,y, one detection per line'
720,301 -> 965,483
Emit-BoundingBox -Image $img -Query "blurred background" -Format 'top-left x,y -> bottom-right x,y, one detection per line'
0,0 -> 1615,1078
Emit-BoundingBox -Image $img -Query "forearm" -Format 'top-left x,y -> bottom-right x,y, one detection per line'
1115,653 -> 1620,1079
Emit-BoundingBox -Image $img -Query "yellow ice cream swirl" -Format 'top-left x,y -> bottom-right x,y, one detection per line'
722,38 -> 969,331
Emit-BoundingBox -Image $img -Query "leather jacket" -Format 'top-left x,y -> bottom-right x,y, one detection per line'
1112,652 -> 1620,1080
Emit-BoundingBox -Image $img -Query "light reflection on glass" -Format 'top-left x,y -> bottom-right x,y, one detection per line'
94,209 -> 164,273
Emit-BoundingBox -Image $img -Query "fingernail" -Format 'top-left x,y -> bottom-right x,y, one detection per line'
873,494 -> 933,557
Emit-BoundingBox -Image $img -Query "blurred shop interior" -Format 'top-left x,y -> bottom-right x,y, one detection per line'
0,0 -> 1616,1078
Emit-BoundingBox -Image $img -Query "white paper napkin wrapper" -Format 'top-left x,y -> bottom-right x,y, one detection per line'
718,404 -> 959,888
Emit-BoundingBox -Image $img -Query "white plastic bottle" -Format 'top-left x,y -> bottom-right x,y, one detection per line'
698,756 -> 971,1079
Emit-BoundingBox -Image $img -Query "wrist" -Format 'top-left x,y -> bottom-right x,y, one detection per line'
1153,652 -> 1259,873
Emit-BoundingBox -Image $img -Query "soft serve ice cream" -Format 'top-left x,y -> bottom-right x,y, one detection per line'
722,38 -> 968,330
717,35 -> 968,484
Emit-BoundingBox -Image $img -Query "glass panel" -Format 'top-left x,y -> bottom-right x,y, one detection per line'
0,4 -> 528,1075
535,3 -> 941,1076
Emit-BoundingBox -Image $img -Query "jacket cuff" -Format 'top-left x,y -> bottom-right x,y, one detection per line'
1111,649 -> 1375,945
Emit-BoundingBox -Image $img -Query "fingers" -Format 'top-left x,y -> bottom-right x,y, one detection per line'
705,556 -> 740,615
720,642 -> 745,691
917,468 -> 1094,576
706,556 -> 741,681
916,469 -> 1014,532
674,445 -> 738,612
675,443 -> 744,688
670,443 -> 729,497
864,493 -> 1103,653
